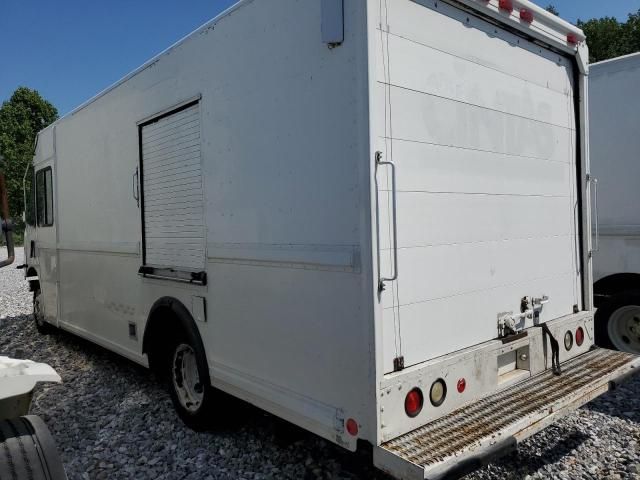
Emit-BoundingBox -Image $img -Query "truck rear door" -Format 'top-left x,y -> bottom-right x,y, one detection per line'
375,0 -> 582,373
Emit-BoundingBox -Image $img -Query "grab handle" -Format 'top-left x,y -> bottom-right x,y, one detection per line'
588,174 -> 599,253
376,151 -> 398,291
132,167 -> 140,207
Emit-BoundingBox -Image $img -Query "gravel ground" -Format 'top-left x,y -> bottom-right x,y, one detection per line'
1,247 -> 639,480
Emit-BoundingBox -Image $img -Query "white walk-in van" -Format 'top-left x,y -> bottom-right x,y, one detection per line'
20,1 -> 640,478
589,52 -> 640,356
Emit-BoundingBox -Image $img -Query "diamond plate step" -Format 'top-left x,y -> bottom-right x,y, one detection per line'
374,348 -> 640,480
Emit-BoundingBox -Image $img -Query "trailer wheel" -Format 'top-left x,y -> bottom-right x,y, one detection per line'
33,289 -> 53,334
595,291 -> 640,354
0,415 -> 67,480
166,331 -> 215,430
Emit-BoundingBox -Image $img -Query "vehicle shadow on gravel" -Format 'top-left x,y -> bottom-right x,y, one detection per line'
0,313 -> 390,480
584,377 -> 640,424
469,429 -> 590,479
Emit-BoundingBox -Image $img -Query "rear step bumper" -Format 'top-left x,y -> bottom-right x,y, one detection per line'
374,348 -> 640,480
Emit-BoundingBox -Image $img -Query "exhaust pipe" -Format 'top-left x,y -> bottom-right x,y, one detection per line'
0,172 -> 15,268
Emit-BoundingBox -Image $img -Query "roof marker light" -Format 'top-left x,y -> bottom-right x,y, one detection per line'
520,9 -> 534,23
567,33 -> 579,45
499,0 -> 514,13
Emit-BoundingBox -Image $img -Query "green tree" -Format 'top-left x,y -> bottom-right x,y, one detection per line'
621,9 -> 640,54
545,5 -> 559,16
578,9 -> 640,63
578,17 -> 625,63
0,87 -> 58,236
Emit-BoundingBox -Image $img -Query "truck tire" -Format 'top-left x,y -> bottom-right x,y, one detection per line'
595,291 -> 640,354
33,289 -> 53,335
166,330 -> 216,430
0,415 -> 67,480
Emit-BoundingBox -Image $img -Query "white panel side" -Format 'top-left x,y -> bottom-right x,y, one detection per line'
48,0 -> 374,450
589,55 -> 640,284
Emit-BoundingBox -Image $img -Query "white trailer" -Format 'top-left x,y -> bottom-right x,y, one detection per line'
589,52 -> 640,355
21,1 -> 640,478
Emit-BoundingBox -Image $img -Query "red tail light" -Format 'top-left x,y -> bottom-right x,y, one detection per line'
576,327 -> 585,347
405,388 -> 424,418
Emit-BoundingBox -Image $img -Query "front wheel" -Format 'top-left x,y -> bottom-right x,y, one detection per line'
595,292 -> 640,354
166,332 -> 216,430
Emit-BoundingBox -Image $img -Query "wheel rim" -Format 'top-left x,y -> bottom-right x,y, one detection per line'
607,305 -> 640,354
171,343 -> 204,413
33,292 -> 44,327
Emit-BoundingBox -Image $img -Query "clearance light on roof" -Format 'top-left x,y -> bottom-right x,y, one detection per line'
567,33 -> 579,45
498,0 -> 514,13
520,9 -> 534,23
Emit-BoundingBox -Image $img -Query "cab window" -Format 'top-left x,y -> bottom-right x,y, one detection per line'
35,167 -> 54,227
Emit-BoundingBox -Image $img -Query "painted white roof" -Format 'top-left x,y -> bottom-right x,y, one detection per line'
591,52 -> 640,76
41,0 -> 585,134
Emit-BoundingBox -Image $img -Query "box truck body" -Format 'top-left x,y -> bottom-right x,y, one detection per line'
589,53 -> 640,355
22,1 -> 640,478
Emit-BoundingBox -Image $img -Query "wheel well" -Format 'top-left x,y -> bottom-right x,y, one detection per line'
594,273 -> 640,297
142,297 -> 208,376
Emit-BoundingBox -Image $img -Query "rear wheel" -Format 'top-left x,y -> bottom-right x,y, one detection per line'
0,416 -> 67,480
166,331 -> 216,430
33,289 -> 53,334
595,292 -> 640,354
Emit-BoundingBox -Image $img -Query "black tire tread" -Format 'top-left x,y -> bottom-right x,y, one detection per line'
0,416 -> 66,480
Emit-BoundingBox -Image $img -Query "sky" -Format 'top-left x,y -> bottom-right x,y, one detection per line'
1,0 -> 639,116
